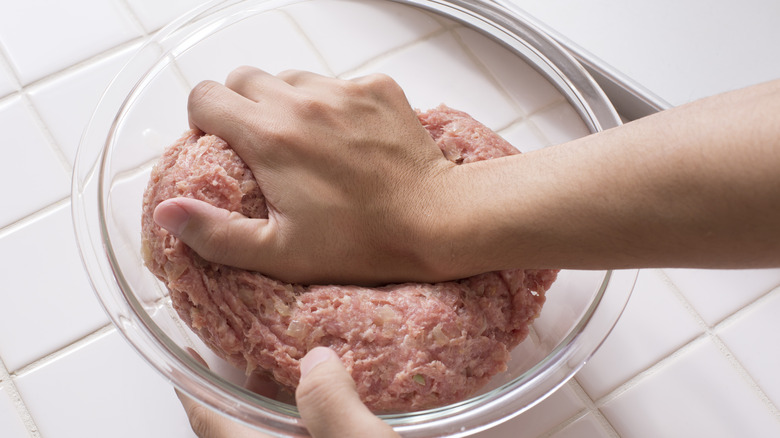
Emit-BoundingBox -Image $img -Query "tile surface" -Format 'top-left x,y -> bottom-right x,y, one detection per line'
455,27 -> 564,116
0,203 -> 108,372
125,0 -> 208,33
0,96 -> 70,228
600,338 -> 780,438
718,288 -> 780,407
175,9 -> 329,85
284,0 -> 443,76
549,414 -> 612,438
0,385 -> 28,438
27,45 -> 137,165
475,383 -> 584,437
0,60 -> 16,98
357,31 -> 520,130
576,269 -> 703,399
528,101 -> 591,145
14,330 -> 194,438
0,0 -> 141,84
664,268 -> 780,325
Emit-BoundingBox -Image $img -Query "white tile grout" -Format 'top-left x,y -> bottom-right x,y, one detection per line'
18,92 -> 73,176
541,379 -> 620,438
114,0 -> 154,37
336,26 -> 450,79
592,330 -> 711,408
279,10 -> 337,78
448,25 -> 526,127
10,325 -> 116,379
0,198 -> 70,241
657,270 -> 780,421
588,271 -> 780,424
0,356 -> 41,437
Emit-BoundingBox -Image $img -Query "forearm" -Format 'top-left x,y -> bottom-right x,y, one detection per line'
432,79 -> 780,276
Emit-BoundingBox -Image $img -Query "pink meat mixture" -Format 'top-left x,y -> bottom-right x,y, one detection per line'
141,104 -> 558,412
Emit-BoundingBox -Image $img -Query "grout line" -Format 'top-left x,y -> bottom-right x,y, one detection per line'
10,325 -> 116,379
710,282 -> 780,332
593,331 -> 710,407
0,356 -> 41,437
447,24 -> 525,128
336,26 -> 451,79
114,0 -> 153,37
595,270 -> 780,423
708,333 -> 780,419
19,90 -> 74,176
538,408 -> 588,438
279,10 -> 337,78
519,99 -> 570,147
0,36 -> 24,95
568,379 -> 621,437
14,37 -> 146,97
0,197 -> 70,240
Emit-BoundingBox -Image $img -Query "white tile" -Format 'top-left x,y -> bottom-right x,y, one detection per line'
454,27 -> 564,116
352,31 -> 520,131
176,9 -> 329,86
576,269 -> 703,399
125,0 -> 209,33
499,120 -> 551,153
0,96 -> 70,228
600,339 -> 780,438
0,384 -> 28,438
108,68 -> 190,171
0,0 -> 141,85
14,330 -> 194,438
528,101 -> 591,145
511,0 -> 780,106
475,383 -> 584,438
663,268 -> 780,326
717,289 -> 780,408
0,63 -> 16,98
548,413 -> 612,438
284,0 -> 442,76
0,203 -> 108,371
27,45 -> 137,165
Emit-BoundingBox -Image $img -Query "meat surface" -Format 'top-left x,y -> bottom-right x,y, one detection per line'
141,104 -> 557,412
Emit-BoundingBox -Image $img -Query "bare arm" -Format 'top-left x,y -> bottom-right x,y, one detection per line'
153,68 -> 780,285
432,78 -> 780,278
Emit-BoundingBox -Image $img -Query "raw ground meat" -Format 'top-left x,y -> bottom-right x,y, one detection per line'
141,104 -> 558,412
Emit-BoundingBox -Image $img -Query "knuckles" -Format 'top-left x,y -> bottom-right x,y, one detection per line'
187,80 -> 224,116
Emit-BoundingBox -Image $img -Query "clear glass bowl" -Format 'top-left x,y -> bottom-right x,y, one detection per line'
72,0 -> 637,436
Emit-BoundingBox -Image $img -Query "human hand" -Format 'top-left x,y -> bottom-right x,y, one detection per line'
177,347 -> 398,438
153,67 -> 459,286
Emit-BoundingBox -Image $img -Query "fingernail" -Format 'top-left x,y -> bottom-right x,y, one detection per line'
154,200 -> 190,236
300,347 -> 338,378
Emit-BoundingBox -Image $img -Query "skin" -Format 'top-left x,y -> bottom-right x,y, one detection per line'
154,67 -> 780,437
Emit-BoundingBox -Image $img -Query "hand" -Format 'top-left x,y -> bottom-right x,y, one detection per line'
154,67 -> 458,286
177,347 -> 398,438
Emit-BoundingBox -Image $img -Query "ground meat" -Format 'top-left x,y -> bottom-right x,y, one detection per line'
141,104 -> 557,412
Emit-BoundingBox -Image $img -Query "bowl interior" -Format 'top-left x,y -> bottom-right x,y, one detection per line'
81,0 -> 629,435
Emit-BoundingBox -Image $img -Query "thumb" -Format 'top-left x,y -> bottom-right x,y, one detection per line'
296,348 -> 398,438
153,197 -> 272,271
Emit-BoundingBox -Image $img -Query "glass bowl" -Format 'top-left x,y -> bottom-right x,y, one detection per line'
72,0 -> 637,436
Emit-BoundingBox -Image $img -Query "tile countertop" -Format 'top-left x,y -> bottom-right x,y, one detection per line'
1,1 -> 779,438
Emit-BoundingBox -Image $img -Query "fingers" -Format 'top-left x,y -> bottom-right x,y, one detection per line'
153,197 -> 274,272
187,80 -> 259,149
225,66 -> 291,101
176,390 -> 267,438
296,348 -> 398,438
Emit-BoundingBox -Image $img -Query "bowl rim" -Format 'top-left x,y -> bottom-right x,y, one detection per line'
72,0 -> 635,436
